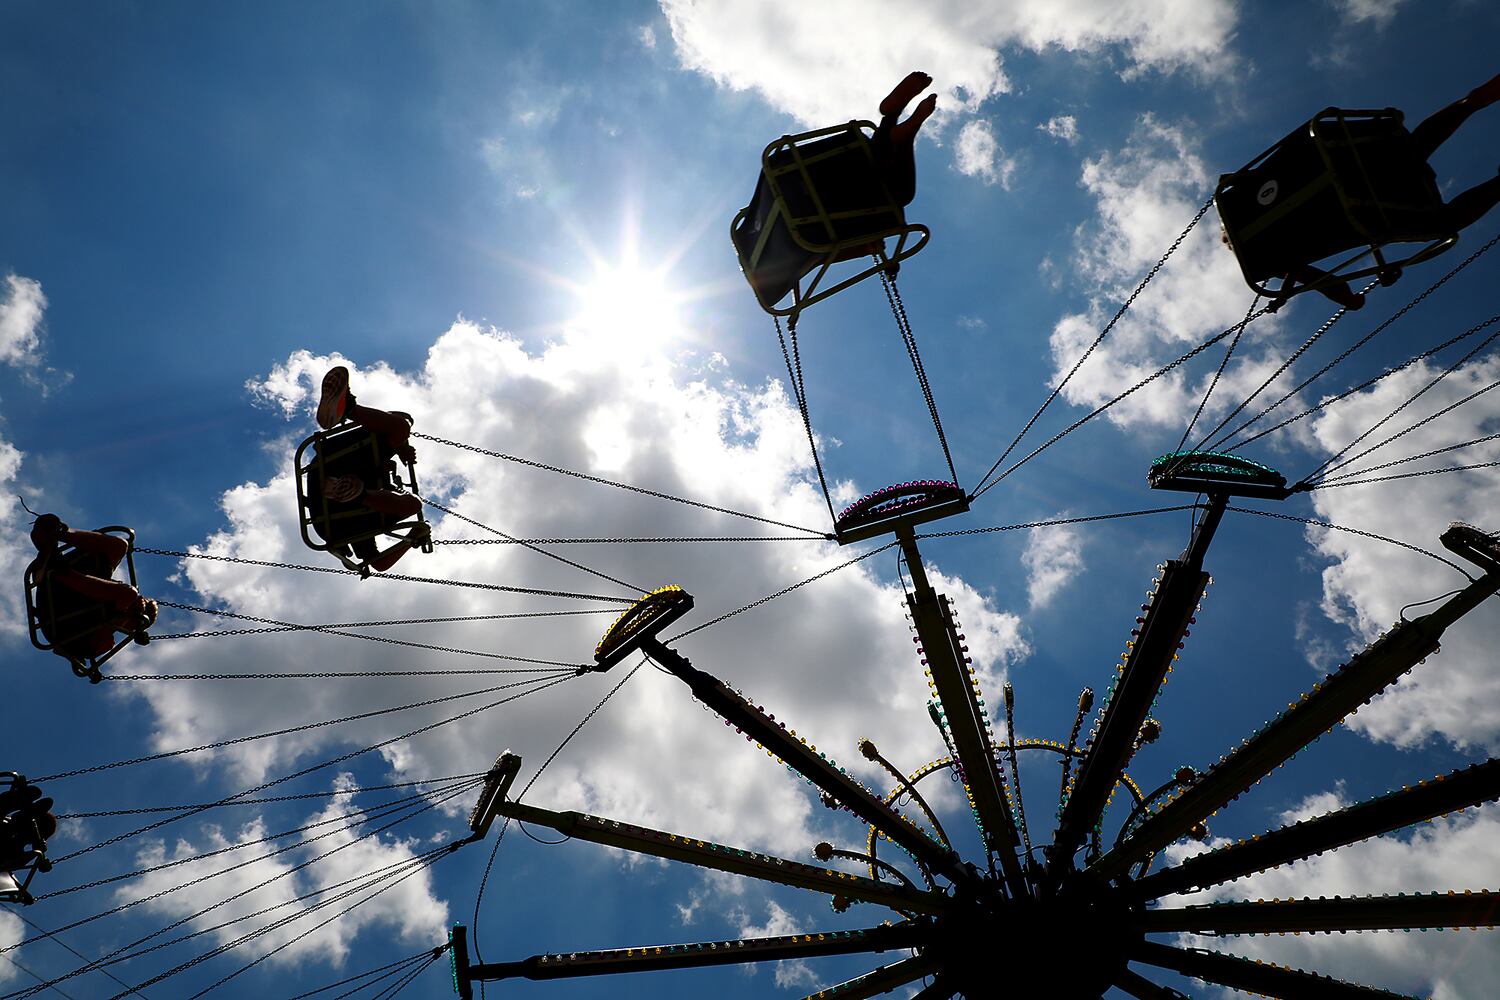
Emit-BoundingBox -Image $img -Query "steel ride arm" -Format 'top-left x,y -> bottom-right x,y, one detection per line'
1136,890 -> 1500,935
639,636 -> 969,886
466,922 -> 929,983
1132,940 -> 1419,999
1124,757 -> 1500,901
897,530 -> 1028,897
803,956 -> 944,1000
493,797 -> 950,915
1094,568 -> 1500,880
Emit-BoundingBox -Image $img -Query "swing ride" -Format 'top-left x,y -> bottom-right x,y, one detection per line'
8,74 -> 1500,1000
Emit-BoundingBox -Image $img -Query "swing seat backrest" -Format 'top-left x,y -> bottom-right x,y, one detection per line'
24,527 -> 140,682
731,121 -> 929,318
295,423 -> 429,576
299,424 -> 400,549
1216,108 -> 1453,290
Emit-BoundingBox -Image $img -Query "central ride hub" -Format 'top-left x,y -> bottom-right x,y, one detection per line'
933,874 -> 1137,999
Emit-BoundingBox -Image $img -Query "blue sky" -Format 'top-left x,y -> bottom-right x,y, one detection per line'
2,1 -> 1499,997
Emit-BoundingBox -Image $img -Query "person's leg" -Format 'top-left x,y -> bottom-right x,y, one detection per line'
360,489 -> 421,518
60,530 -> 128,572
50,570 -> 140,612
1410,70 -> 1500,160
316,366 -> 350,429
1286,264 -> 1365,310
1441,170 -> 1500,231
880,71 -> 932,118
885,93 -> 936,148
368,522 -> 429,573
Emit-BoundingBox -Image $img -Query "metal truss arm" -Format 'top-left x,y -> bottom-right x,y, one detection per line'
494,798 -> 950,915
908,977 -> 957,999
1052,558 -> 1206,877
467,923 -> 929,983
803,956 -> 942,1000
1095,570 -> 1499,880
1114,968 -> 1189,999
640,636 -> 967,885
1137,890 -> 1500,935
1133,941 -> 1420,999
897,530 -> 1028,897
1127,757 -> 1500,901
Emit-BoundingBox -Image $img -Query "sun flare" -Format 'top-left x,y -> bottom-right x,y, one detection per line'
573,260 -> 683,345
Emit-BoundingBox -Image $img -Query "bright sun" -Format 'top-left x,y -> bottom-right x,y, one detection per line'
574,260 -> 683,344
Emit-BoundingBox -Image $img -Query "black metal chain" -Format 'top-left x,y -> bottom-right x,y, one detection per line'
915,505 -> 1199,539
56,772 -> 491,818
4,785 -> 469,994
471,658 -> 646,982
1315,431 -> 1500,484
880,267 -> 959,486
410,432 -> 828,537
40,676 -> 561,791
775,315 -> 838,526
669,540 -> 900,641
415,494 -> 644,593
89,845 -> 453,995
3,910 -> 149,1000
145,600 -> 582,669
1223,313 -> 1500,454
1212,230 -> 1500,452
118,836 -> 458,1000
969,303 -> 1273,500
972,193 -> 1216,496
42,778 -> 481,898
134,548 -> 632,603
1301,368 -> 1500,488
1306,460 -> 1500,491
1175,296 -> 1258,454
1190,285 -> 1369,456
1225,506 -> 1472,577
431,534 -> 825,544
284,949 -> 440,1000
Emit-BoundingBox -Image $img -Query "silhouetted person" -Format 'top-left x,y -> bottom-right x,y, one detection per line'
30,514 -> 156,659
1284,70 -> 1500,309
314,366 -> 428,572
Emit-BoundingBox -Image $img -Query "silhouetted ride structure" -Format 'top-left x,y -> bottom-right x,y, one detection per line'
11,78 -> 1500,1000
449,451 -> 1500,998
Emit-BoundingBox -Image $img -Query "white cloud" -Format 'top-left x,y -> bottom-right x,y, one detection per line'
660,0 -> 1238,130
117,775 -> 447,969
734,901 -> 819,989
0,273 -> 46,368
659,0 -> 1237,183
953,120 -> 1015,188
1302,357 -> 1500,751
1022,521 -> 1084,609
1038,114 -> 1079,142
1047,115 -> 1297,431
477,136 -> 548,200
1158,790 -> 1500,998
0,912 -> 20,985
638,24 -> 658,50
130,316 -> 1034,914
1331,0 -> 1406,28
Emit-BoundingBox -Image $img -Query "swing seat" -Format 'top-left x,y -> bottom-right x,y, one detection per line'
834,480 -> 968,545
0,773 -> 52,905
1215,108 -> 1458,304
731,121 -> 929,320
1147,452 -> 1290,500
24,526 -> 147,684
294,421 -> 431,578
593,585 -> 694,671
